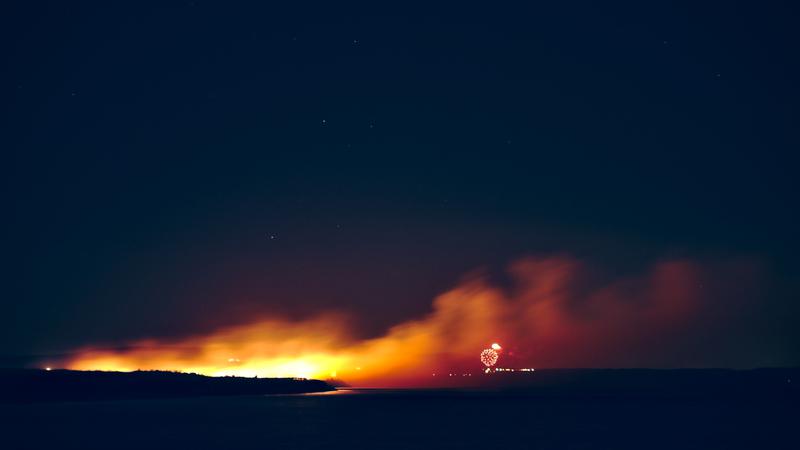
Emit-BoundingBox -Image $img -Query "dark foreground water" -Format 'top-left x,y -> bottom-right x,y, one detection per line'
1,389 -> 796,449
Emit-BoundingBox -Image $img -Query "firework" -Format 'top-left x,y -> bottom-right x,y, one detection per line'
480,348 -> 499,367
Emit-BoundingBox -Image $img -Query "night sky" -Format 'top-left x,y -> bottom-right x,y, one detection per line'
3,1 -> 799,369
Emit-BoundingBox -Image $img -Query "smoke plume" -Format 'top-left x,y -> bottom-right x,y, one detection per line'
62,256 -> 765,386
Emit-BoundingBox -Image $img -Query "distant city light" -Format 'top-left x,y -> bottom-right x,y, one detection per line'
45,367 -> 52,371
479,367 -> 535,373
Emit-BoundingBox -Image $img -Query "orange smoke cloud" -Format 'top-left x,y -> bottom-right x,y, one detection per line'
61,256 -> 762,386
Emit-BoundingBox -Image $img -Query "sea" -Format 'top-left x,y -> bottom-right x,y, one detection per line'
1,388 -> 795,449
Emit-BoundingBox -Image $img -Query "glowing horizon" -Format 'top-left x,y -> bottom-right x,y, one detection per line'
55,256 -> 761,386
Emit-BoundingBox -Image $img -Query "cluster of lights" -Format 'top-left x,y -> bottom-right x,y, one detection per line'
478,343 -> 537,374
483,367 -> 536,373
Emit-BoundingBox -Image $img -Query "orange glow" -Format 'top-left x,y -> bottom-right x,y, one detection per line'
61,256 -> 759,386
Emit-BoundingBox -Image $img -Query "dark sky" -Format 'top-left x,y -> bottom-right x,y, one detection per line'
2,1 -> 798,364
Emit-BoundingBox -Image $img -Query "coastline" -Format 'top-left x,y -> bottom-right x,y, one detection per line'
0,369 -> 335,403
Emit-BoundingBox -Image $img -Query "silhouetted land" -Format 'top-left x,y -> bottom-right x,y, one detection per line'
2,367 -> 797,405
0,369 -> 334,403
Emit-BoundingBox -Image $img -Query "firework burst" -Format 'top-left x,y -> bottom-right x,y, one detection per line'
480,348 -> 498,367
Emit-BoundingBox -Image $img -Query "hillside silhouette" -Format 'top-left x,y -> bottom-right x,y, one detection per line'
0,369 -> 334,403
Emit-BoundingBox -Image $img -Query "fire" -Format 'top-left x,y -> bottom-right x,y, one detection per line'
60,256 -> 761,386
66,315 -> 358,380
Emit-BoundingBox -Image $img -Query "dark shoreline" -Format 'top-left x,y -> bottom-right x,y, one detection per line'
2,368 -> 797,404
0,369 -> 335,403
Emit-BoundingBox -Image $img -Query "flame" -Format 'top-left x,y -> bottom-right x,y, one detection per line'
61,256 -> 762,386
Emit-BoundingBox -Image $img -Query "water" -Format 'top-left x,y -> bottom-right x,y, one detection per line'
1,388 -> 795,449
